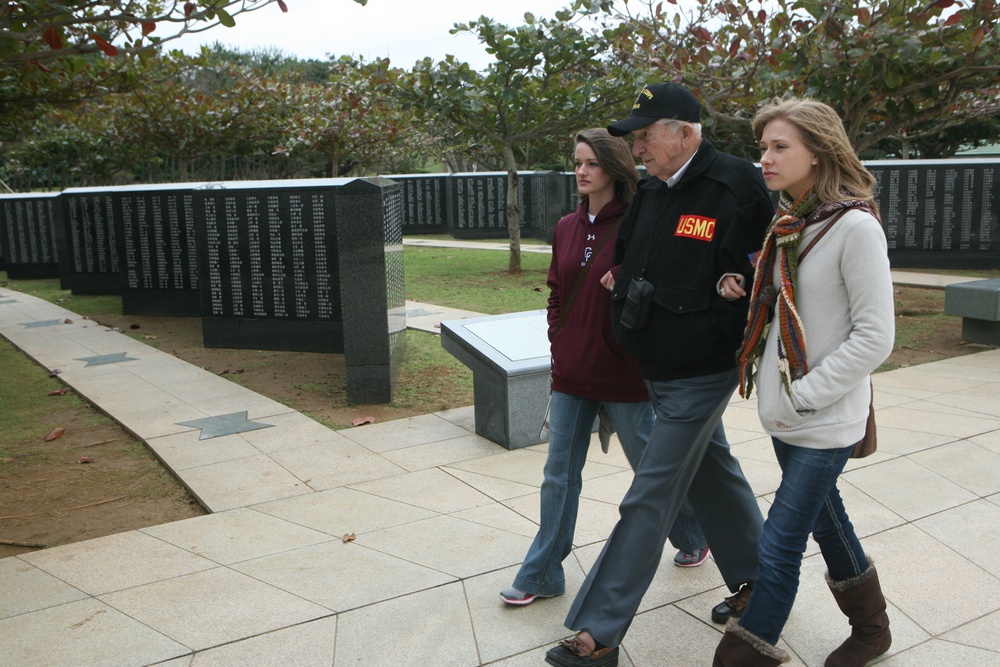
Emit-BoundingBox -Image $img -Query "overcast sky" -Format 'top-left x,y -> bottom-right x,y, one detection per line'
168,0 -> 580,70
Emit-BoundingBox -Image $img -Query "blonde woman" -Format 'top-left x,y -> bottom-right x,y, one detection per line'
713,99 -> 894,666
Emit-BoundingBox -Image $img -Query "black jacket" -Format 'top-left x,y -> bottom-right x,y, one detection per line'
610,140 -> 774,380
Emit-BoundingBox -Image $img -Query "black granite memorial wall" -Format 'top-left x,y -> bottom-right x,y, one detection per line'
192,177 -> 404,403
523,171 -> 569,242
386,174 -> 450,234
868,159 -> 999,269
0,192 -> 61,280
449,172 -> 512,239
117,183 -> 206,317
559,161 -> 999,269
446,171 -> 571,240
194,179 -> 344,353
61,186 -> 123,295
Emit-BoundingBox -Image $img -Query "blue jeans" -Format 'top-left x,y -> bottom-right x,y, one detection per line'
739,437 -> 868,645
512,390 -> 706,597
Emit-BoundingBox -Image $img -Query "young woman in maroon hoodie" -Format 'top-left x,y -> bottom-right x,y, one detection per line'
501,128 -> 707,607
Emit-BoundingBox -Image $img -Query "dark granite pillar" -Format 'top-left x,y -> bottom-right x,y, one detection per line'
335,177 -> 406,404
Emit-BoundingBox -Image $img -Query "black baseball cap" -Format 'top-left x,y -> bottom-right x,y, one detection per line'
608,83 -> 702,136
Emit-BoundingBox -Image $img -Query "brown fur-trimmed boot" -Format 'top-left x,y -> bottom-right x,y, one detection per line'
825,561 -> 892,666
713,619 -> 790,666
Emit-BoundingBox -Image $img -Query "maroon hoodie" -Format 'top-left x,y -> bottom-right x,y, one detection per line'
547,200 -> 648,402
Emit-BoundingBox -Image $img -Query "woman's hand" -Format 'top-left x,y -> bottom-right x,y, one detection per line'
717,274 -> 746,300
600,270 -> 616,291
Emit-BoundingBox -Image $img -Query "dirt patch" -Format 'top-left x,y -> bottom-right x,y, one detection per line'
0,398 -> 205,559
0,284 -> 992,560
882,285 -> 992,370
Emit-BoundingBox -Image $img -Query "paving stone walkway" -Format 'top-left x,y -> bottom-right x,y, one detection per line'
1,268 -> 999,665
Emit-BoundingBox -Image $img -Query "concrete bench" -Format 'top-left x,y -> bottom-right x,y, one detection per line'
440,310 -> 550,449
944,278 -> 1000,346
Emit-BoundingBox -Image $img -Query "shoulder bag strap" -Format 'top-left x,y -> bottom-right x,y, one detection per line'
553,220 -> 621,335
799,210 -> 847,263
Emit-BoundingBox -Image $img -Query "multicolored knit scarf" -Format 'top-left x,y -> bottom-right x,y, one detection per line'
736,188 -> 875,398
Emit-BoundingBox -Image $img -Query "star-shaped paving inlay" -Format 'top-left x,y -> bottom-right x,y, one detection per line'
23,319 -> 64,328
75,352 -> 138,367
406,308 -> 442,318
176,411 -> 275,440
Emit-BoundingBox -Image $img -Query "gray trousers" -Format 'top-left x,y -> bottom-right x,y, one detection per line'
564,369 -> 764,648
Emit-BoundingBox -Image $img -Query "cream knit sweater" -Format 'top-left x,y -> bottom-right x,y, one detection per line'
754,208 -> 895,449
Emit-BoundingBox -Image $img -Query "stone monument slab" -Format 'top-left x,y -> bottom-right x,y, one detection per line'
383,174 -> 450,234
191,177 -> 404,404
867,158 -> 999,268
334,177 -> 406,404
116,182 -> 207,317
192,178 -> 347,354
60,185 -> 124,295
0,192 -> 61,280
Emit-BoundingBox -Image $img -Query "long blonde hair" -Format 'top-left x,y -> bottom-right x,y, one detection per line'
574,128 -> 640,206
752,98 -> 877,213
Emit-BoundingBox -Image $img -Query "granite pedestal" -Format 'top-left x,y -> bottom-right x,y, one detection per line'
440,310 -> 550,449
945,278 -> 1000,346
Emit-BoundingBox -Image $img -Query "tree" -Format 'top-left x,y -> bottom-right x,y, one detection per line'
0,0 -> 369,137
278,56 -> 413,177
583,0 -> 1000,158
402,9 -> 644,273
0,115 -> 120,190
94,57 -> 279,181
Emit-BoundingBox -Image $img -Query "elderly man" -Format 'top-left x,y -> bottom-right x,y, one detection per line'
545,83 -> 774,667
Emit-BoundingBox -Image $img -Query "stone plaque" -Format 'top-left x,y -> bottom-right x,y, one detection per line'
385,174 -> 450,234
0,192 -> 61,280
61,186 -> 122,295
193,179 -> 344,353
118,182 -> 206,316
865,159 -> 998,268
191,177 -> 405,404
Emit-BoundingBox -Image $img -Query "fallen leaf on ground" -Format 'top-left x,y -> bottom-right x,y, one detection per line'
130,323 -> 141,329
44,427 -> 65,441
77,456 -> 95,464
143,335 -> 157,340
49,369 -> 62,376
218,369 -> 230,375
342,533 -> 356,543
352,416 -> 376,426
64,318 -> 73,324
47,387 -> 69,396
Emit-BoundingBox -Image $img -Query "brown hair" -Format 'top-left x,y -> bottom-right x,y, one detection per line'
752,98 -> 877,212
574,128 -> 640,206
